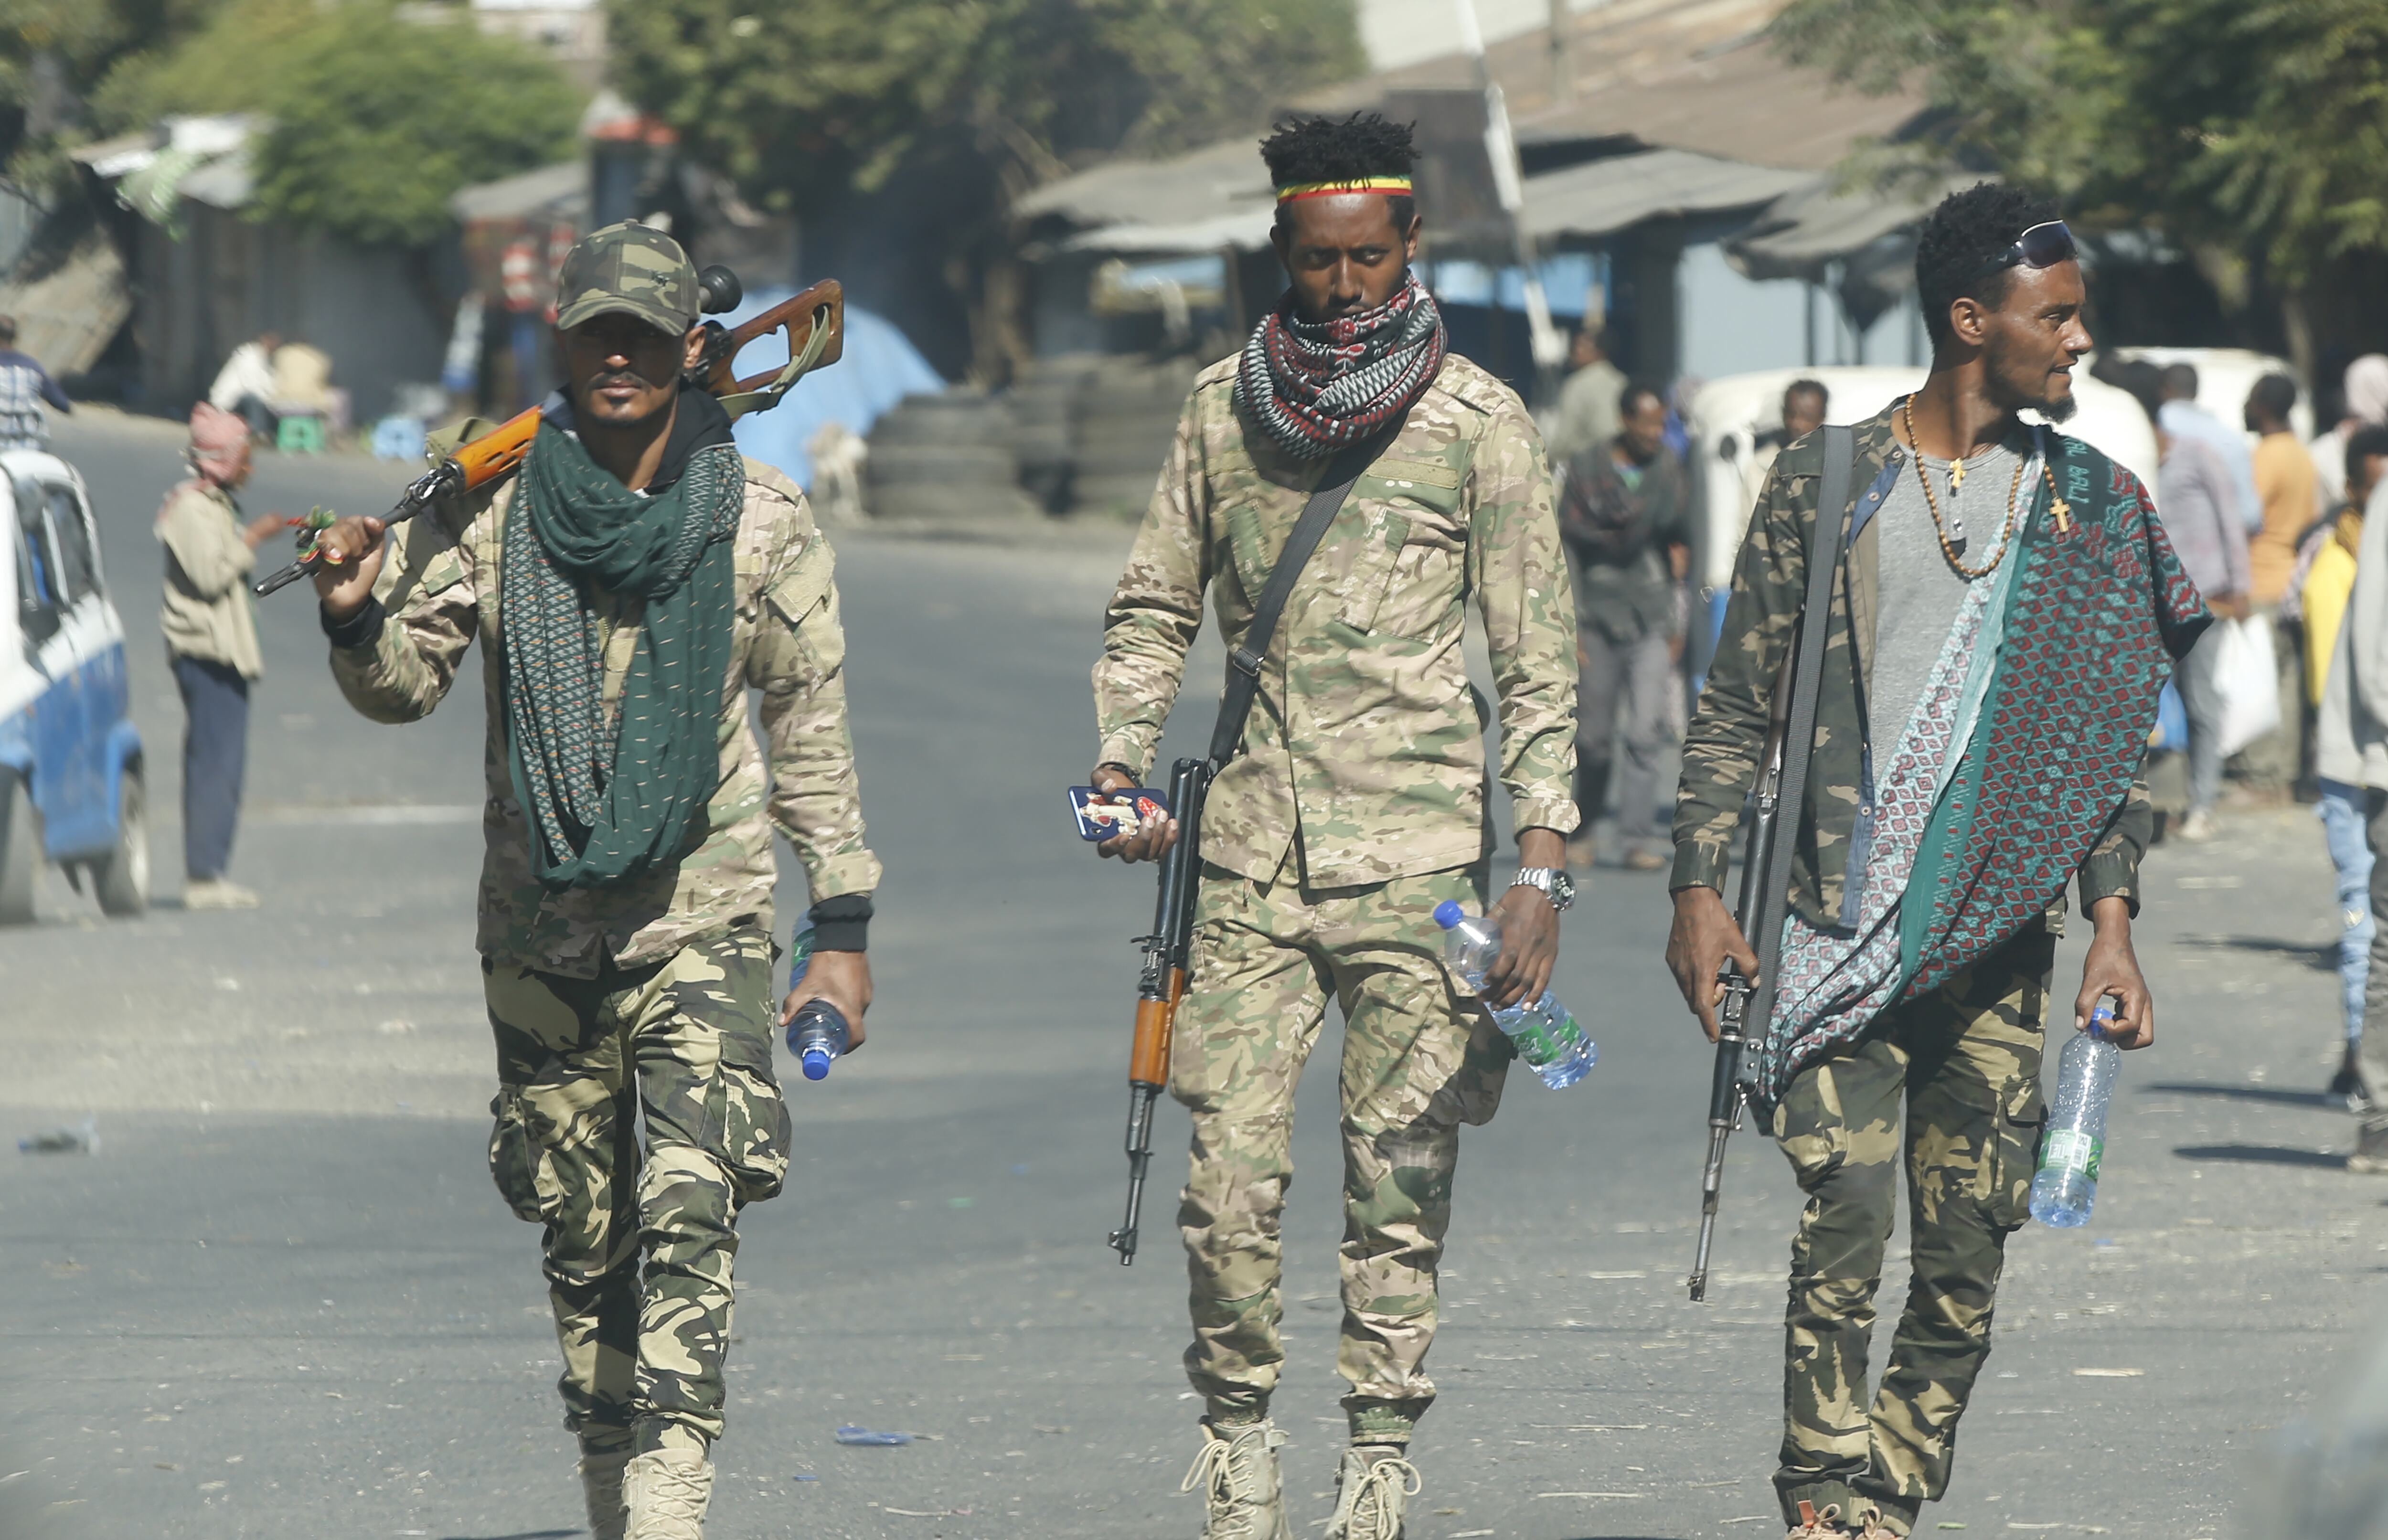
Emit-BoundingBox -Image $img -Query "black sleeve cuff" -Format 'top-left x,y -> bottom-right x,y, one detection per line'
321,595 -> 386,650
807,892 -> 873,952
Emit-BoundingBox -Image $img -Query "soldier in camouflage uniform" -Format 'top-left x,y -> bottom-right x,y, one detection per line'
307,223 -> 877,1540
1089,115 -> 1578,1540
1666,186 -> 2203,1540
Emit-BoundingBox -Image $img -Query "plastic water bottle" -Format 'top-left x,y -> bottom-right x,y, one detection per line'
2030,1007 -> 2121,1228
787,1000 -> 851,1081
1432,901 -> 1597,1089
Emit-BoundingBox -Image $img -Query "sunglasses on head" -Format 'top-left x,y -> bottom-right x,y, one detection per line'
1981,220 -> 2077,278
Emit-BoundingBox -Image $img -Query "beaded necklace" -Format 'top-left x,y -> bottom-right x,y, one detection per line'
1898,399 -> 2025,580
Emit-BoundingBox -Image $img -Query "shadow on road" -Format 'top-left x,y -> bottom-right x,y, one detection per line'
2173,934 -> 2336,971
2143,1080 -> 2343,1110
438,1530 -> 582,1540
2173,1143 -> 2346,1168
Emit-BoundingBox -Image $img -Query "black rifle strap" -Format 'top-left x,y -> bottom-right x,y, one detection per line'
1206,434 -> 1387,767
1745,424 -> 1856,1038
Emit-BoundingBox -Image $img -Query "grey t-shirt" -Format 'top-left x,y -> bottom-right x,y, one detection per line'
1870,432 -> 2032,752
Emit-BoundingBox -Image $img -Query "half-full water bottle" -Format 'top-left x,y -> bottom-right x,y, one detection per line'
1432,901 -> 1596,1089
782,922 -> 848,1081
2030,1006 -> 2120,1227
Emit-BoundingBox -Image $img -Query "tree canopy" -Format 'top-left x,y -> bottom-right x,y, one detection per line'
604,0 -> 1364,211
1771,0 -> 2388,292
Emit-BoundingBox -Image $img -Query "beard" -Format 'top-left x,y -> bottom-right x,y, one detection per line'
1984,333 -> 2079,421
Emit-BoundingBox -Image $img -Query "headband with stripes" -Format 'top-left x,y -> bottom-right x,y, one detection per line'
1274,177 -> 1414,205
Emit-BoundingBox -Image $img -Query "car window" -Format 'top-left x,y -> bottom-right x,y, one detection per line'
14,490 -> 57,637
43,486 -> 95,605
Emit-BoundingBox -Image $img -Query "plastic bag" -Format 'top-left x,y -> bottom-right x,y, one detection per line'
2149,678 -> 2187,752
2215,616 -> 2282,757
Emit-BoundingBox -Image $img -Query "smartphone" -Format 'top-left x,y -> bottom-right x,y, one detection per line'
1069,785 -> 1170,842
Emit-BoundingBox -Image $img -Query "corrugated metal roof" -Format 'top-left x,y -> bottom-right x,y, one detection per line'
1727,173 -> 1979,280
1015,137 -> 1269,232
1524,149 -> 1812,241
451,159 -> 587,224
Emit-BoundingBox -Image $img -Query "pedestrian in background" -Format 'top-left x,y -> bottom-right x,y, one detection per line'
1561,382 -> 1690,871
2308,425 -> 2388,1105
0,315 -> 70,450
2125,361 -> 2248,841
2312,354 -> 2388,514
156,403 -> 286,910
1738,379 -> 1830,542
2161,361 -> 2261,531
206,329 -> 280,442
2248,374 -> 2317,609
2327,424 -> 2388,1171
1543,320 -> 1624,466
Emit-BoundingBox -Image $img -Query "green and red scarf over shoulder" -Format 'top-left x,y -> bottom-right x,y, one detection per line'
1758,429 -> 2209,1105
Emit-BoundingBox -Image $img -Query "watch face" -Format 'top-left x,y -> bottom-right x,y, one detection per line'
1550,871 -> 1576,908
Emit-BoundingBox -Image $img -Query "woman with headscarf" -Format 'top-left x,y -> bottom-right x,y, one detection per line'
157,402 -> 287,909
2313,354 -> 2388,514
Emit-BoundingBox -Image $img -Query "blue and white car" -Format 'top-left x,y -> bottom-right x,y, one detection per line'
0,450 -> 147,922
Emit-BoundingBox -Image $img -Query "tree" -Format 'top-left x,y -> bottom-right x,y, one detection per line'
0,0 -> 222,189
1771,0 -> 2388,372
606,0 -> 1363,379
95,0 -> 583,246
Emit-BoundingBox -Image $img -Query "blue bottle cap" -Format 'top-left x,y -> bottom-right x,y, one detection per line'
1433,900 -> 1465,929
800,1048 -> 832,1081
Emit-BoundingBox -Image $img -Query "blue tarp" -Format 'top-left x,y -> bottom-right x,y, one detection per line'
722,288 -> 945,488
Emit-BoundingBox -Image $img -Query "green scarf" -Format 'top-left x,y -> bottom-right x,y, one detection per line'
502,391 -> 746,890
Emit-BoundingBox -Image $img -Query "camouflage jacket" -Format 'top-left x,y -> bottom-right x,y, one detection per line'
1094,350 -> 1579,888
1673,403 -> 2150,926
329,458 -> 880,978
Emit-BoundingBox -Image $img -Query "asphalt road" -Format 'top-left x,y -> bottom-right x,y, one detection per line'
0,410 -> 2381,1540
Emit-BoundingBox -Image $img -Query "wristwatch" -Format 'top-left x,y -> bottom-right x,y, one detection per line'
1509,867 -> 1575,912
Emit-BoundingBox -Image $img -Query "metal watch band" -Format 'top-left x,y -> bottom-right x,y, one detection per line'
1509,867 -> 1572,912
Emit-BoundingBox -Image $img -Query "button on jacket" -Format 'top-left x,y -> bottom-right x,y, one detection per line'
1094,351 -> 1579,889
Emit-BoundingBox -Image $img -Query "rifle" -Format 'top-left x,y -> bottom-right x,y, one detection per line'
253,268 -> 845,598
1685,423 -> 1854,1303
1107,756 -> 1211,1265
1686,701 -> 1785,1303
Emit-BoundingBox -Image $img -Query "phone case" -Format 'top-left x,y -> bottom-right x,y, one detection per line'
1069,786 -> 1170,841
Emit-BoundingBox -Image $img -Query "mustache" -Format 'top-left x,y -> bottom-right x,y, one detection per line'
588,368 -> 661,390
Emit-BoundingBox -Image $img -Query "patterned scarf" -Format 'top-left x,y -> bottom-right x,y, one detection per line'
1234,275 -> 1447,458
502,388 -> 746,891
1755,429 -> 2209,1107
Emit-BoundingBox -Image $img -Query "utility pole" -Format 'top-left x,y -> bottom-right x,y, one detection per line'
1456,0 -> 1566,400
1548,0 -> 1573,106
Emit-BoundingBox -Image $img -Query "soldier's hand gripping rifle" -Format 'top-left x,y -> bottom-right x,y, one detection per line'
253,267 -> 846,597
1685,423 -> 1854,1303
1108,756 -> 1210,1265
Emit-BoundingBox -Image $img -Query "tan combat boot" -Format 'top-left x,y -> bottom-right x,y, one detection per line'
1849,1506 -> 1907,1540
1786,1500 -> 1847,1540
1324,1445 -> 1421,1540
622,1448 -> 714,1540
1179,1419 -> 1292,1540
577,1449 -> 631,1540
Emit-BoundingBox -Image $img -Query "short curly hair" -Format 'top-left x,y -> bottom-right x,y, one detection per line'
1914,181 -> 2064,351
1260,113 -> 1419,234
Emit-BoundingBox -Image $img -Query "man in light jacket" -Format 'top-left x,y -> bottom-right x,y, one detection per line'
157,403 -> 287,908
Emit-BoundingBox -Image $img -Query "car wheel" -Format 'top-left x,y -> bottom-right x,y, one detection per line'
95,765 -> 149,918
0,767 -> 38,924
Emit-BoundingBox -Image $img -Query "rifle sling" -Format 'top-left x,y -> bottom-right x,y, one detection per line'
1205,433 -> 1389,768
1743,424 -> 1856,1048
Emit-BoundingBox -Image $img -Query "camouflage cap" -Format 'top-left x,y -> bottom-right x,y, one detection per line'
554,221 -> 699,334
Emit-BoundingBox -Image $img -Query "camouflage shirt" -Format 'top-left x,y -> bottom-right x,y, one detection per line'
1673,403 -> 2150,926
329,458 -> 879,978
1094,350 -> 1579,888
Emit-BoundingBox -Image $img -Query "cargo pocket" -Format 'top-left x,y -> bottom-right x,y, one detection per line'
1447,999 -> 1514,1128
487,1087 -> 547,1224
712,1035 -> 791,1205
1982,1073 -> 2047,1231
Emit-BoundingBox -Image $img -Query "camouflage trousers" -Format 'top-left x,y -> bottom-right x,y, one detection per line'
1170,849 -> 1510,1446
483,926 -> 789,1457
1769,920 -> 2053,1535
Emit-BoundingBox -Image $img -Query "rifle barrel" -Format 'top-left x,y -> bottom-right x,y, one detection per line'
1108,1083 -> 1159,1264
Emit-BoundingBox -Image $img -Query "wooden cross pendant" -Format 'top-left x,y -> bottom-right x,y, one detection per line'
2050,498 -> 2073,533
